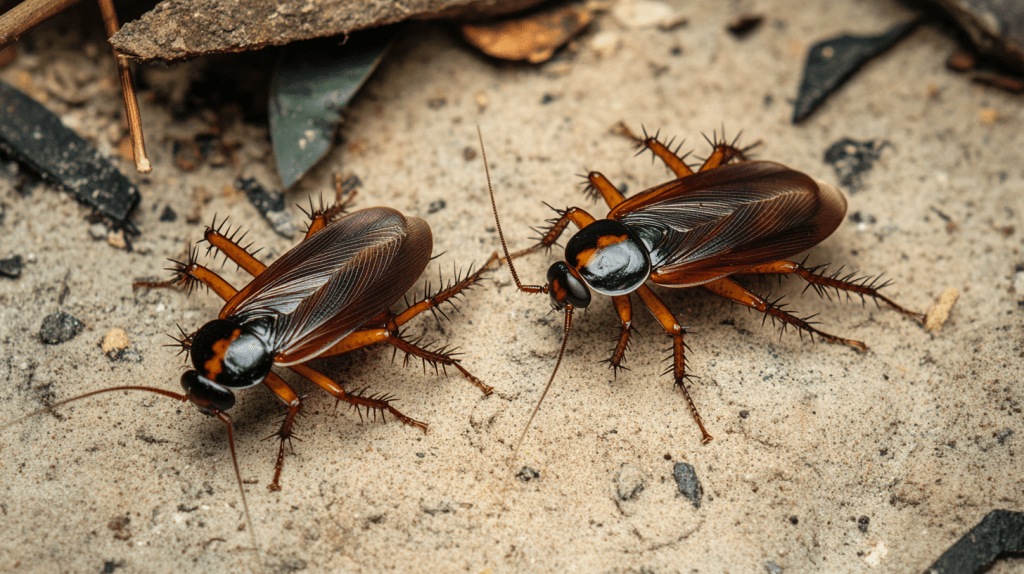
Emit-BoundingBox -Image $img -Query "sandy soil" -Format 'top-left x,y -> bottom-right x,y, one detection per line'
1,0 -> 1022,573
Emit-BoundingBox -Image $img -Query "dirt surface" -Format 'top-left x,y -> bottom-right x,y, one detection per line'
1,0 -> 1023,573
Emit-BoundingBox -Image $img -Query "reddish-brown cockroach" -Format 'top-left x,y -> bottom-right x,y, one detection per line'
484,125 -> 922,451
4,192 -> 495,564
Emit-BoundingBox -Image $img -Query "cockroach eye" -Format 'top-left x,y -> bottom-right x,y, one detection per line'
546,261 -> 591,309
180,370 -> 236,414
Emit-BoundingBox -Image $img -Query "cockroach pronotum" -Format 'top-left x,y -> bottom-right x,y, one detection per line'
483,125 -> 923,451
3,191 -> 496,564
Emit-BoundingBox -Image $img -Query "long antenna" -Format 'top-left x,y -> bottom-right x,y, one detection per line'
479,126 -> 546,295
513,306 -> 573,458
2,386 -> 264,573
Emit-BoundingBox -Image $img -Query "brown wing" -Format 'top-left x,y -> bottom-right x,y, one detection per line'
610,162 -> 846,287
220,207 -> 432,365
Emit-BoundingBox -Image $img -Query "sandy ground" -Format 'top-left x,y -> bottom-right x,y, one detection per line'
1,0 -> 1023,572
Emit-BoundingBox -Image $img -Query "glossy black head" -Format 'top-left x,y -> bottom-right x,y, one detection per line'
546,261 -> 591,310
180,317 -> 275,414
564,219 -> 652,296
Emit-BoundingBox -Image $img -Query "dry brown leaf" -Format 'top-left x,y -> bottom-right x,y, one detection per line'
461,4 -> 592,64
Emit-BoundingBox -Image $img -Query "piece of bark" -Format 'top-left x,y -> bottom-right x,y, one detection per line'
461,3 -> 592,63
110,0 -> 546,63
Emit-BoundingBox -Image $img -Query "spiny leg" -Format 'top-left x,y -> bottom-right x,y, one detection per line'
203,217 -> 266,277
301,173 -> 359,239
740,260 -> 923,320
262,372 -> 302,492
312,256 -> 498,394
605,294 -> 633,375
581,171 -> 627,210
132,247 -> 239,301
696,129 -> 758,172
616,122 -> 694,178
634,285 -> 713,443
702,276 -> 868,351
288,362 -> 427,430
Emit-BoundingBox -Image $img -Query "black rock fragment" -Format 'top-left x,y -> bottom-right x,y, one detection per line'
0,254 -> 23,278
927,510 -> 1024,573
40,312 -> 83,344
234,177 -> 295,238
0,82 -> 140,229
672,462 -> 702,508
792,20 -> 921,123
823,138 -> 890,192
516,466 -> 540,482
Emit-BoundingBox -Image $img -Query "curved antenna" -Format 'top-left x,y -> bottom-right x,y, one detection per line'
513,306 -> 574,458
2,386 -> 264,573
478,126 -> 547,296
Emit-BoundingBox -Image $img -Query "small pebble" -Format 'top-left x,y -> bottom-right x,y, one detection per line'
89,223 -> 106,240
925,287 -> 958,332
516,467 -> 540,482
0,254 -> 23,278
107,229 -> 127,249
101,328 -> 130,355
672,462 -> 703,508
40,312 -> 83,344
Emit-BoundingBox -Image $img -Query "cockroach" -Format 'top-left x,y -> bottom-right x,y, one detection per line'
4,192 -> 496,564
483,125 -> 922,450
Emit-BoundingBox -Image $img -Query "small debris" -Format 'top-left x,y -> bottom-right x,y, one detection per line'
925,287 -> 958,332
978,108 -> 999,124
461,4 -> 592,63
89,223 -> 107,240
858,515 -> 870,533
823,138 -> 889,192
611,0 -> 678,29
672,462 -> 702,508
0,254 -> 23,278
764,560 -> 783,574
727,15 -> 764,38
107,229 -> 128,250
0,82 -> 140,229
997,429 -> 1014,445
788,516 -> 799,525
946,49 -> 976,71
739,410 -> 749,419
792,20 -> 920,123
927,510 -> 1024,573
159,205 -> 177,222
234,178 -> 295,238
590,31 -> 621,58
516,466 -> 540,482
101,328 -> 131,356
427,200 -> 446,214
463,147 -> 478,161
40,312 -> 84,344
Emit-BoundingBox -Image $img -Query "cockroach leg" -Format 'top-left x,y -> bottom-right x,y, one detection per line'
633,285 -> 713,444
616,122 -> 695,178
204,221 -> 267,276
697,129 -> 756,172
392,253 -> 499,328
388,336 -> 493,395
262,372 -> 303,492
535,207 -> 598,249
702,276 -> 868,352
583,172 -> 627,210
604,294 -> 633,375
288,363 -> 427,430
303,176 -> 359,238
740,260 -> 924,321
133,254 -> 239,301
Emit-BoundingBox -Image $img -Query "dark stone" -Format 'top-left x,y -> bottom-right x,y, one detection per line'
40,312 -> 84,344
727,15 -> 764,38
927,510 -> 1024,573
516,466 -> 540,482
672,462 -> 702,508
159,205 -> 177,222
234,178 -> 294,238
739,410 -> 749,419
823,138 -> 890,192
427,200 -> 446,214
0,254 -> 23,278
858,515 -> 870,532
789,516 -> 799,525
0,82 -> 140,228
107,346 -> 144,363
792,20 -> 921,123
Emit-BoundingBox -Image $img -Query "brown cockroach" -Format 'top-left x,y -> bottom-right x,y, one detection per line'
4,192 -> 496,565
484,125 -> 922,451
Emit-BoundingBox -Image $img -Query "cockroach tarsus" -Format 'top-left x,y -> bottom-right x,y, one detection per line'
3,192 -> 496,568
483,124 -> 923,452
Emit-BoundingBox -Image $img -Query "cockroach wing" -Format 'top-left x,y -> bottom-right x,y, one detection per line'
221,207 -> 432,364
610,162 -> 846,287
